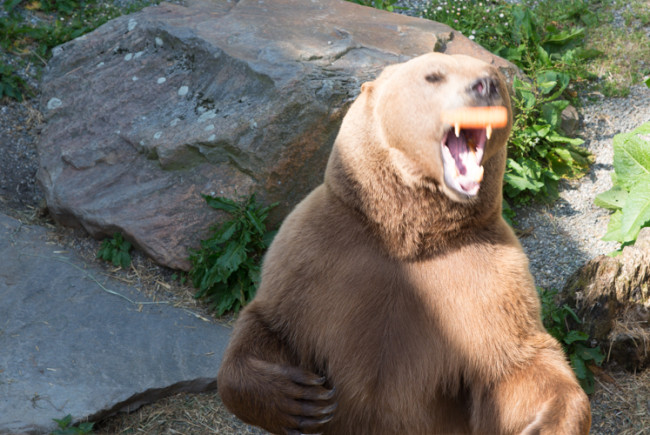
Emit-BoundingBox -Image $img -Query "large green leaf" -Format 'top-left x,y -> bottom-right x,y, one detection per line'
602,209 -> 624,242
613,123 -> 650,190
544,27 -> 585,45
620,180 -> 650,242
594,185 -> 627,210
570,352 -> 588,380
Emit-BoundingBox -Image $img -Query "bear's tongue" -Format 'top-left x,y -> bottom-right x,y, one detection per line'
442,129 -> 485,196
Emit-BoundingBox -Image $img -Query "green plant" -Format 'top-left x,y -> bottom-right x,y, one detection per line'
97,232 -> 132,269
51,414 -> 94,435
504,72 -> 593,202
189,194 -> 277,316
0,61 -> 29,101
595,122 -> 650,251
538,288 -> 605,394
346,0 -> 401,12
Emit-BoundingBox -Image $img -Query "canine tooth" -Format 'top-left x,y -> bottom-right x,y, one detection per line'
477,166 -> 484,183
468,139 -> 476,153
486,125 -> 492,140
455,123 -> 460,137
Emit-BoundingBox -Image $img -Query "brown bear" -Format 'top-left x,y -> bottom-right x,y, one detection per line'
217,52 -> 591,435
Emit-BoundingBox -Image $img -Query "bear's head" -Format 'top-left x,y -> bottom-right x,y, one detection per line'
365,52 -> 513,203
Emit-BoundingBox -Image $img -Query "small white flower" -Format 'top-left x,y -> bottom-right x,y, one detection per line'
499,13 -> 504,18
469,35 -> 475,40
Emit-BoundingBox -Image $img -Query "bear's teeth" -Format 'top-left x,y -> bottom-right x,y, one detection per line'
455,123 -> 460,137
486,125 -> 492,140
476,166 -> 484,183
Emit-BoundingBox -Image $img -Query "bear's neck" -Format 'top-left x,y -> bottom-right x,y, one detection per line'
324,141 -> 503,260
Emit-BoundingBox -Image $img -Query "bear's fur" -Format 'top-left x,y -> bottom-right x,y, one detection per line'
217,53 -> 591,435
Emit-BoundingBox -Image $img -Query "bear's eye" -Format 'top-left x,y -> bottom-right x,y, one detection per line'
425,73 -> 444,84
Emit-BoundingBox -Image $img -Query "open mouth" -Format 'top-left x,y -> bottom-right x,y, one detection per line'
441,126 -> 488,197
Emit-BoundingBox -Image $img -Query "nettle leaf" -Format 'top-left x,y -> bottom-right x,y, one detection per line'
536,44 -> 550,67
570,352 -> 588,380
613,123 -> 650,190
602,209 -> 624,242
541,100 -> 570,127
203,194 -> 240,214
575,344 -> 606,365
537,79 -> 556,95
563,330 -> 588,345
544,27 -> 585,46
545,132 -> 584,146
620,180 -> 650,242
594,185 -> 627,210
532,124 -> 551,138
215,220 -> 239,244
217,241 -> 248,273
504,158 -> 545,193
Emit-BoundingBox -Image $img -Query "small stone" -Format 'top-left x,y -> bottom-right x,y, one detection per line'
560,105 -> 579,137
47,98 -> 63,110
134,51 -> 145,59
204,124 -> 215,131
97,62 -> 105,68
132,76 -> 138,81
157,77 -> 166,84
128,18 -> 138,31
178,86 -> 189,96
198,110 -> 217,123
124,53 -> 133,61
154,131 -> 163,140
155,37 -> 163,46
208,134 -> 216,141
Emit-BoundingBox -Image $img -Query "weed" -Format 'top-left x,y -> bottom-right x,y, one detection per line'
170,272 -> 188,286
51,414 -> 94,435
595,122 -> 650,253
97,232 -> 132,269
0,61 -> 29,101
538,288 -> 605,394
189,194 -> 277,316
347,0 -> 402,12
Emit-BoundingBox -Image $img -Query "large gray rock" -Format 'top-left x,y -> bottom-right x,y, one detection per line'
563,228 -> 650,371
0,212 -> 231,434
37,0 -> 519,270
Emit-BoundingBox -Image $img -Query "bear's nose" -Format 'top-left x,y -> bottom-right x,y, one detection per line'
471,77 -> 498,99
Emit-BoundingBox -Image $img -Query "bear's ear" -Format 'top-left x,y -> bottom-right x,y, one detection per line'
361,81 -> 374,94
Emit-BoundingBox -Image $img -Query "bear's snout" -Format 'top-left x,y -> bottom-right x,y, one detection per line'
470,76 -> 501,103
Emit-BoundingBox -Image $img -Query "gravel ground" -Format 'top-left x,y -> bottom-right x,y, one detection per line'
516,85 -> 650,291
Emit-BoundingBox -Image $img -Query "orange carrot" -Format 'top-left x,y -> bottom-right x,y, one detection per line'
441,106 -> 508,129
